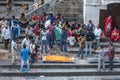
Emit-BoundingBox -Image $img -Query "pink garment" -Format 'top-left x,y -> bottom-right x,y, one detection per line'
68,29 -> 72,37
34,25 -> 40,36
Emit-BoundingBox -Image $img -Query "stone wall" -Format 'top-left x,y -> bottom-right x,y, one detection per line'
0,0 -> 34,18
54,0 -> 83,22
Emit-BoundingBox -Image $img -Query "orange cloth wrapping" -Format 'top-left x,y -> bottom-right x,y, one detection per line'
43,55 -> 74,62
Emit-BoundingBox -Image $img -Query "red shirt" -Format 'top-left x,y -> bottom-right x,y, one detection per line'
48,24 -> 54,35
32,15 -> 40,22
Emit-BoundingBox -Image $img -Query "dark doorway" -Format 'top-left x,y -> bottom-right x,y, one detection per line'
99,3 -> 120,29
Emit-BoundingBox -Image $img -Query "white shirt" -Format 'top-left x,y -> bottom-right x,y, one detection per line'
45,19 -> 50,29
41,31 -> 47,40
21,38 -> 30,49
25,27 -> 33,35
11,40 -> 17,50
94,28 -> 102,40
2,27 -> 11,40
29,43 -> 35,53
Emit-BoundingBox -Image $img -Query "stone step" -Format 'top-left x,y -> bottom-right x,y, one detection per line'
0,76 -> 120,80
1,68 -> 120,76
1,63 -> 120,69
68,46 -> 120,53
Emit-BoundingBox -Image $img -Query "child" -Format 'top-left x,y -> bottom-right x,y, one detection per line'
95,46 -> 107,71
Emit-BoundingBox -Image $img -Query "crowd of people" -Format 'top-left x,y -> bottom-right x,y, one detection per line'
0,12 -> 116,72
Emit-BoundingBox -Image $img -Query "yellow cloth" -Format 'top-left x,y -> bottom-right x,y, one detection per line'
44,55 -> 74,62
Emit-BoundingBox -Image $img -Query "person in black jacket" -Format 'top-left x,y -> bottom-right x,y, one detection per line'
85,31 -> 95,56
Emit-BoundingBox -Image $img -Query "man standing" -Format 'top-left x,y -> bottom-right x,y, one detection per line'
108,43 -> 115,71
2,25 -> 11,49
94,24 -> 102,49
21,35 -> 30,50
25,25 -> 33,39
0,17 -> 8,38
30,40 -> 36,64
20,44 -> 30,72
11,38 -> 18,64
60,22 -> 68,52
85,31 -> 95,56
11,21 -> 20,39
34,23 -> 41,44
48,21 -> 55,49
86,20 -> 95,32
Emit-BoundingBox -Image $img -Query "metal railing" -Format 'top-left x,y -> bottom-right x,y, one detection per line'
26,0 -> 63,19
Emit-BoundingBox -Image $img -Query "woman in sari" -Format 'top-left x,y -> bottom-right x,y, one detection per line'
110,27 -> 119,42
104,15 -> 113,37
54,22 -> 61,44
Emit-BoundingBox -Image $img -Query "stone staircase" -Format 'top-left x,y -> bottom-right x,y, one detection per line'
0,1 -> 120,79
26,0 -> 58,19
1,60 -> 120,77
26,0 -> 83,22
0,0 -> 83,21
54,0 -> 83,22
